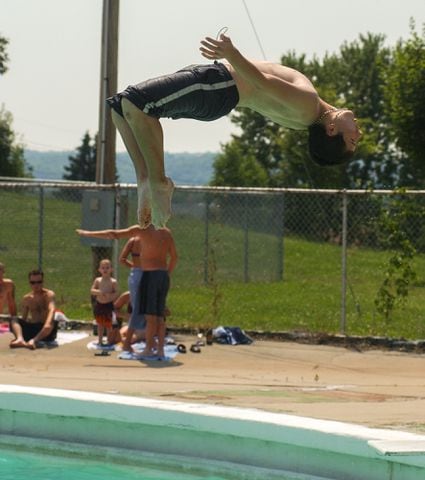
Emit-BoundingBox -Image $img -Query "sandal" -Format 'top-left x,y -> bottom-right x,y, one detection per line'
190,344 -> 201,353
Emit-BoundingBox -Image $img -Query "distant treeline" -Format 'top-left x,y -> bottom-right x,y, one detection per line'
24,149 -> 216,186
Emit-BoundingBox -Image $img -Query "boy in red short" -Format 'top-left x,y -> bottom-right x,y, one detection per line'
90,259 -> 118,346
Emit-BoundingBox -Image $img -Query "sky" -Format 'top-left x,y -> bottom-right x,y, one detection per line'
1,0 -> 424,153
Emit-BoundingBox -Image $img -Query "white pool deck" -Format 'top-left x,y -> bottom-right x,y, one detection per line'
1,384 -> 425,480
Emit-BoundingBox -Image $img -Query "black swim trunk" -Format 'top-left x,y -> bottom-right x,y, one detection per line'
93,301 -> 114,319
138,270 -> 170,317
9,318 -> 58,342
107,62 -> 239,122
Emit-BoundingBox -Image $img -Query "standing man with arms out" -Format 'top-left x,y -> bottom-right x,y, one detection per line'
0,262 -> 17,319
76,224 -> 178,359
106,33 -> 361,229
131,224 -> 177,360
9,269 -> 56,349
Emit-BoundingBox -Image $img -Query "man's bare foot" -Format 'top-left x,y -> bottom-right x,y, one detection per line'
137,181 -> 152,228
151,177 -> 174,229
9,338 -> 27,349
27,339 -> 37,350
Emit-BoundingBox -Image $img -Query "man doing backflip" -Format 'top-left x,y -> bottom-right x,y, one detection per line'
107,33 -> 361,229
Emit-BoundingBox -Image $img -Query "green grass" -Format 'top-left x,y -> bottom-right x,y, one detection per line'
2,189 -> 425,339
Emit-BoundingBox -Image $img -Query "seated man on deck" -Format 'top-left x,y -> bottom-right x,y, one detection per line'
9,269 -> 57,349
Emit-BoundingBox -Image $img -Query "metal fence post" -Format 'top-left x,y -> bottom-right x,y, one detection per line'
38,186 -> 44,270
204,193 -> 210,285
340,190 -> 348,334
278,193 -> 285,281
244,194 -> 249,282
113,185 -> 121,280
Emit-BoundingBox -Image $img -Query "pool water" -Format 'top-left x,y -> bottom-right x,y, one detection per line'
0,446 -> 318,480
1,448 -> 233,480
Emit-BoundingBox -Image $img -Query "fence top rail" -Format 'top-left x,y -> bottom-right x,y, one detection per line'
176,186 -> 425,196
2,178 -> 425,196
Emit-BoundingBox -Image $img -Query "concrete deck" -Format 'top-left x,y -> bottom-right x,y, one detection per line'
1,330 -> 425,434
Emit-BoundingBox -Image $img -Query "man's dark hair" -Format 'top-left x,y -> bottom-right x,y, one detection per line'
28,269 -> 44,280
308,124 -> 354,166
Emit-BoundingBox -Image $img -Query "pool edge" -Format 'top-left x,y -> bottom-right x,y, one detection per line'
1,384 -> 424,480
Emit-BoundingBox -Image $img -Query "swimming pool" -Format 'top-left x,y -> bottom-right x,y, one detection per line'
0,437 -> 324,480
1,385 -> 425,480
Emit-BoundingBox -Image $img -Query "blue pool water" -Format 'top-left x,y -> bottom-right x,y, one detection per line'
1,448 -> 232,480
0,446 -> 313,480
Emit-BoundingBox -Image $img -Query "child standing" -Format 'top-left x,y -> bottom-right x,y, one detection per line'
90,259 -> 118,346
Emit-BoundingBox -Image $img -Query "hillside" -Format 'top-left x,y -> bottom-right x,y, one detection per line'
24,150 -> 217,186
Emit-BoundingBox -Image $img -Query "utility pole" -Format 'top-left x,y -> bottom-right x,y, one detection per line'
96,0 -> 119,184
92,0 -> 119,279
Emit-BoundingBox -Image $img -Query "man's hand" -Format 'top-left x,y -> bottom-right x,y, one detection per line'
200,34 -> 236,61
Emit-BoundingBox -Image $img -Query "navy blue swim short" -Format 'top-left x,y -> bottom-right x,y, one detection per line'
107,62 -> 239,122
138,270 -> 170,317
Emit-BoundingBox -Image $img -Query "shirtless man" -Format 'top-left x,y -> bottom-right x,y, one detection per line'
107,33 -> 361,229
9,269 -> 56,349
77,225 -> 178,359
0,262 -> 17,318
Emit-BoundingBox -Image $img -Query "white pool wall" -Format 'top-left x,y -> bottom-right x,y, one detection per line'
1,385 -> 425,480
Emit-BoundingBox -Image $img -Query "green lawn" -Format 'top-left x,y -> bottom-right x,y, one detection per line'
1,189 -> 425,339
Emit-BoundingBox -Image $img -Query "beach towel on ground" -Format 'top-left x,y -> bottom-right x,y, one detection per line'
118,341 -> 180,361
37,331 -> 89,348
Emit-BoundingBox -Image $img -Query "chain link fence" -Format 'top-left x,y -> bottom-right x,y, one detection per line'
1,178 -> 425,337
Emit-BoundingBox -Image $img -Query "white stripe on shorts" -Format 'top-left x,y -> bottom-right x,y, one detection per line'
142,79 -> 236,114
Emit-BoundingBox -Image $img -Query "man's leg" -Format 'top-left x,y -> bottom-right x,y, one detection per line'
27,323 -> 55,350
139,314 -> 157,356
97,323 -> 104,345
111,110 -> 152,227
9,319 -> 27,348
121,98 -> 174,229
156,317 -> 166,358
122,326 -> 135,352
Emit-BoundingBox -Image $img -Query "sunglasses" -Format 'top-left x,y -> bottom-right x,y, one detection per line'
30,280 -> 43,285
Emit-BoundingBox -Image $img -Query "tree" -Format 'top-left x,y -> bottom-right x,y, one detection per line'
0,107 -> 31,178
385,22 -> 425,187
0,35 -> 31,178
212,33 -> 396,189
211,140 -> 268,187
63,132 -> 97,181
0,34 -> 9,75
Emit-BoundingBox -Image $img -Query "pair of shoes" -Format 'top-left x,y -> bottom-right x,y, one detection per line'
177,344 -> 187,354
190,344 -> 201,353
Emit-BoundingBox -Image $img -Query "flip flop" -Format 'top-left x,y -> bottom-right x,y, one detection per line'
177,344 -> 187,354
94,350 -> 110,356
190,344 -> 201,353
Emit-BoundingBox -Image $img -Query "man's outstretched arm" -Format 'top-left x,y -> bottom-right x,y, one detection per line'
76,225 -> 142,240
